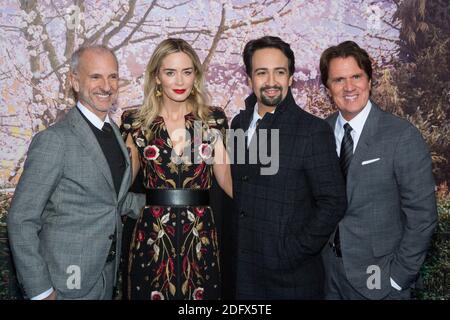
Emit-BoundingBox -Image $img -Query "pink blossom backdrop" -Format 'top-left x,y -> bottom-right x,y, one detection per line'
0,0 -> 400,188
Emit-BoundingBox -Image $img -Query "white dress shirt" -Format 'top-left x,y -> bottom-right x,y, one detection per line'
334,100 -> 372,156
333,100 -> 402,291
246,104 -> 275,147
31,102 -> 111,300
77,101 -> 111,129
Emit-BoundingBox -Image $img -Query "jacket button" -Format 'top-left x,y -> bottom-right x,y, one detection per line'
242,175 -> 249,182
240,211 -> 246,218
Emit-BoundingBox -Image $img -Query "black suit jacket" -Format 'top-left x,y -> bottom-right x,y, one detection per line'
230,89 -> 347,299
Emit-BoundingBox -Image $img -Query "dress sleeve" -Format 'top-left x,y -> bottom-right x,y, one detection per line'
208,106 -> 229,147
210,107 -> 228,134
120,109 -> 138,142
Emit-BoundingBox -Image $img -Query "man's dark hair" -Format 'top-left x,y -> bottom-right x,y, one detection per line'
243,36 -> 295,77
320,41 -> 372,88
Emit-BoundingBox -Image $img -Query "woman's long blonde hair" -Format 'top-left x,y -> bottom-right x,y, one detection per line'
137,38 -> 211,139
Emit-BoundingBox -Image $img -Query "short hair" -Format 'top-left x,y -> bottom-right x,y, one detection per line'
243,36 -> 295,77
320,41 -> 372,88
69,45 -> 118,73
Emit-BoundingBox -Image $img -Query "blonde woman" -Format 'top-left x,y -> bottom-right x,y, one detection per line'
120,38 -> 232,300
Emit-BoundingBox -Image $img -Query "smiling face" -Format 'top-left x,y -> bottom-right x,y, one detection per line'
70,49 -> 119,120
248,48 -> 293,109
327,56 -> 371,121
156,51 -> 196,104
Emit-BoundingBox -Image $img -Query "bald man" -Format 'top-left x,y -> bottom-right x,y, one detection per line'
8,46 -> 145,300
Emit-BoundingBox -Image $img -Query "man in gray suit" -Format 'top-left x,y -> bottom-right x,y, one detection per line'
7,45 -> 145,300
319,41 -> 437,300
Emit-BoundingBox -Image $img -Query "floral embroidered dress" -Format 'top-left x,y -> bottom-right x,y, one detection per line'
120,107 -> 228,300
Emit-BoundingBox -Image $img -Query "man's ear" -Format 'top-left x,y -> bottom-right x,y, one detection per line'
288,74 -> 293,87
247,76 -> 253,90
69,72 -> 80,93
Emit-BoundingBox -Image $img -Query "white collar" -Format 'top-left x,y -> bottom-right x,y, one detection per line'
337,100 -> 372,135
253,103 -> 275,119
77,101 -> 111,130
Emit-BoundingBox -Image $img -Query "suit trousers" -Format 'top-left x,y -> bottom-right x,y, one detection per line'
323,245 -> 410,300
56,260 -> 115,300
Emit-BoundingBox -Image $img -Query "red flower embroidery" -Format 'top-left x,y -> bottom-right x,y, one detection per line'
194,162 -> 205,175
156,261 -> 166,276
137,230 -> 145,242
151,206 -> 163,218
199,143 -> 213,160
191,261 -> 200,273
143,145 -> 160,160
151,291 -> 164,300
193,287 -> 204,300
183,223 -> 191,234
201,175 -> 208,188
154,138 -> 165,147
168,257 -> 174,273
166,225 -> 175,237
194,207 -> 205,217
182,255 -> 189,273
154,163 -> 165,175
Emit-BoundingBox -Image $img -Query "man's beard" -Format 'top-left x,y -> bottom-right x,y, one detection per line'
259,85 -> 283,107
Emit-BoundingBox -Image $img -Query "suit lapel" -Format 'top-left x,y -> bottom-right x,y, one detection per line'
326,112 -> 339,131
236,93 -> 260,176
327,104 -> 381,177
238,94 -> 255,152
327,104 -> 381,202
111,121 -> 131,201
239,104 -> 254,132
243,91 -> 287,151
67,108 -> 115,194
346,103 -> 381,199
350,104 -> 380,170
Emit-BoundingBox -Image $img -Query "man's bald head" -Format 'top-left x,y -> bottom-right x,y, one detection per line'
70,45 -> 118,74
69,45 -> 119,120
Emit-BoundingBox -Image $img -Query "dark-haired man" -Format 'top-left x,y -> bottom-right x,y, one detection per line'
320,41 -> 437,300
229,36 -> 347,299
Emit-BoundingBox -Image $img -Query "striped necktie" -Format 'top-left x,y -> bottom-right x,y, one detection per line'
339,123 -> 354,177
332,123 -> 354,256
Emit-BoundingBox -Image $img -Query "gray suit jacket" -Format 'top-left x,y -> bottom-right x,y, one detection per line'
7,107 -> 145,299
324,103 -> 437,299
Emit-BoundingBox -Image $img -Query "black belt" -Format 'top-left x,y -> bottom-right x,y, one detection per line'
146,189 -> 210,207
